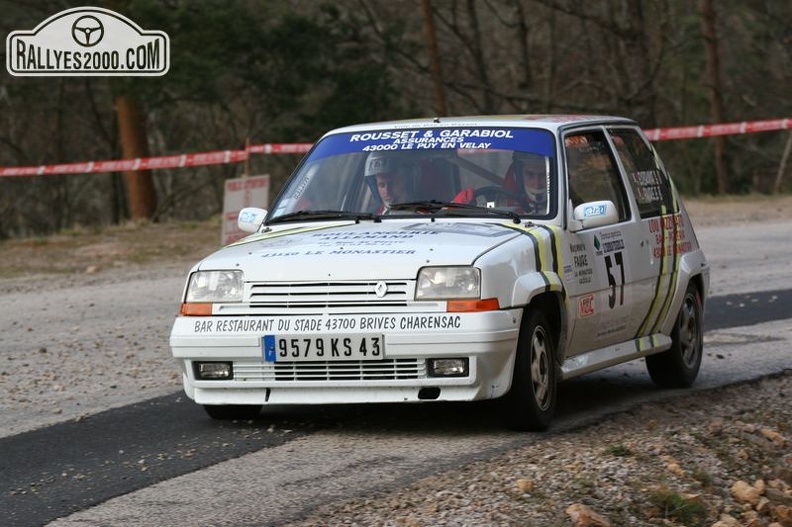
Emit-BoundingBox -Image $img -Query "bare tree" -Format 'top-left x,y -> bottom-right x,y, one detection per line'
699,0 -> 729,194
115,95 -> 158,220
422,0 -> 448,116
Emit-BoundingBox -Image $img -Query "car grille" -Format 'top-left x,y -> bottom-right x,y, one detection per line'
234,358 -> 426,382
248,281 -> 411,308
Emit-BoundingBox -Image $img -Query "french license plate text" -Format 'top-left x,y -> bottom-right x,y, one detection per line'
263,334 -> 384,362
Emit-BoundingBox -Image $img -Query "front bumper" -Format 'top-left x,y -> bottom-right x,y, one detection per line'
170,309 -> 522,405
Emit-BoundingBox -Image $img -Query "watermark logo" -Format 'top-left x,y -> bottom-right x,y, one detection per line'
6,6 -> 169,76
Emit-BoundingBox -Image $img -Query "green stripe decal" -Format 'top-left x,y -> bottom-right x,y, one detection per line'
502,223 -> 565,294
637,182 -> 682,337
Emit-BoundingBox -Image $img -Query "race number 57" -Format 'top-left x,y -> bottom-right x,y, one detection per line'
605,252 -> 625,309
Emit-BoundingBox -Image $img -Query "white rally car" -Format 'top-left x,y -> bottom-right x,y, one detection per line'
170,115 -> 709,431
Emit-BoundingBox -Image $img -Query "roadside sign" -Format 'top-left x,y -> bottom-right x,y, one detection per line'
222,175 -> 269,245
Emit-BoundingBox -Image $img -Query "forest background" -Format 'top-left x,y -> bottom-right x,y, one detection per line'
1,0 -> 790,239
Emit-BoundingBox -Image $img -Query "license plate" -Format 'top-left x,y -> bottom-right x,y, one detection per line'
263,334 -> 385,362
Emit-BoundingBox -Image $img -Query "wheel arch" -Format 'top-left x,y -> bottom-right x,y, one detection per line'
499,290 -> 565,431
524,290 -> 567,367
657,251 -> 709,335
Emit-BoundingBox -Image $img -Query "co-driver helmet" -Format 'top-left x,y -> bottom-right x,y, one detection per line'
512,152 -> 549,205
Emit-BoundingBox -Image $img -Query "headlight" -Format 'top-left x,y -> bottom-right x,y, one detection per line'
185,270 -> 244,303
416,267 -> 480,300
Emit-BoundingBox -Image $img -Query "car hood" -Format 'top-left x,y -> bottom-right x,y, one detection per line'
198,220 -> 521,281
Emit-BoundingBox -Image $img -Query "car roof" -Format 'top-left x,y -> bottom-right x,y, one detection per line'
325,114 -> 637,136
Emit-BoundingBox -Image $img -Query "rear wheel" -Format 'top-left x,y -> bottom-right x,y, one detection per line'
500,309 -> 557,431
646,282 -> 703,388
203,404 -> 262,421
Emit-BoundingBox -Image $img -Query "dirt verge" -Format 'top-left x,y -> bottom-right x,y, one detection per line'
1,195 -> 790,281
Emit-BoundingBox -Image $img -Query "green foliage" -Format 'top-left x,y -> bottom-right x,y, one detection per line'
649,486 -> 708,527
605,444 -> 633,457
2,0 -> 791,236
116,1 -> 411,139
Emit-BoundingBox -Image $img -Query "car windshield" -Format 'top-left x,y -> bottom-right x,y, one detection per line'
268,126 -> 557,223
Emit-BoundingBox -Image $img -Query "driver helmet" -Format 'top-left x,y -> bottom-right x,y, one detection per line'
364,153 -> 415,204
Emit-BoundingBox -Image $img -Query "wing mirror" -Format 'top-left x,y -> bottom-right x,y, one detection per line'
569,200 -> 618,232
237,207 -> 268,234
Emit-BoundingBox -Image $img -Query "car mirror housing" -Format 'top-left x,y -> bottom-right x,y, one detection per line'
237,207 -> 268,234
569,200 -> 618,232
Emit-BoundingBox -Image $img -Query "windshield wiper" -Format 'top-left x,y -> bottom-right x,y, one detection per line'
267,210 -> 380,225
388,200 -> 522,224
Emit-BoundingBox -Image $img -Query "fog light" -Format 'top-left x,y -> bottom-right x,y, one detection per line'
195,361 -> 233,380
428,358 -> 468,377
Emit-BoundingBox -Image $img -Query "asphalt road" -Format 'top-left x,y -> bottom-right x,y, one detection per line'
1,288 -> 791,527
0,220 -> 790,526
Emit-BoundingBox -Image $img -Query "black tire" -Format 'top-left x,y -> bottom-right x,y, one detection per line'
500,309 -> 557,431
203,404 -> 262,421
646,282 -> 703,388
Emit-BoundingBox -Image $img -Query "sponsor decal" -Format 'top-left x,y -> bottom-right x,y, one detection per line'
407,222 -> 513,237
310,128 -> 555,160
7,6 -> 169,76
578,294 -> 595,318
583,204 -> 606,217
594,230 -> 625,256
569,241 -> 593,285
648,213 -> 692,258
192,314 -> 463,334
631,169 -> 665,205
349,129 -> 516,151
238,210 -> 259,224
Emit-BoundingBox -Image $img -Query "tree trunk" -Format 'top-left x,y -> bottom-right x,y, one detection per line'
625,0 -> 657,126
699,0 -> 729,194
115,94 -> 157,220
422,0 -> 447,117
464,0 -> 494,113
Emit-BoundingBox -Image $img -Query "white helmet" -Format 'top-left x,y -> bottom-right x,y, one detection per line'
364,153 -> 415,205
365,153 -> 402,178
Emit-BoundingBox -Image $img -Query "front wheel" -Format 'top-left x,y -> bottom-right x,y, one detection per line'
203,404 -> 262,421
646,282 -> 703,388
500,309 -> 557,431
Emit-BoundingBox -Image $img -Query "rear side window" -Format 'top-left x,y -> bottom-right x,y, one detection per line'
609,128 -> 675,218
564,131 -> 629,222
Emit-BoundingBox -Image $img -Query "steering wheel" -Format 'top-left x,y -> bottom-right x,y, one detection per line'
472,185 -> 528,208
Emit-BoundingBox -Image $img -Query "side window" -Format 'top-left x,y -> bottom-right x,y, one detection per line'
564,131 -> 629,221
609,128 -> 675,218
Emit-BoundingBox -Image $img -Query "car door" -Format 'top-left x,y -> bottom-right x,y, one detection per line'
561,129 -> 654,355
607,127 -> 683,338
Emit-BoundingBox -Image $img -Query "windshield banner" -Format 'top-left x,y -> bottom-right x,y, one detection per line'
310,128 -> 555,160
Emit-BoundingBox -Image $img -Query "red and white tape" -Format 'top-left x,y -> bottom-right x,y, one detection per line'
247,143 -> 314,155
0,144 -> 312,178
1,119 -> 789,178
642,118 -> 790,141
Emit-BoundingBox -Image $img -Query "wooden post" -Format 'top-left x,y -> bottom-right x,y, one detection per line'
774,132 -> 792,194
